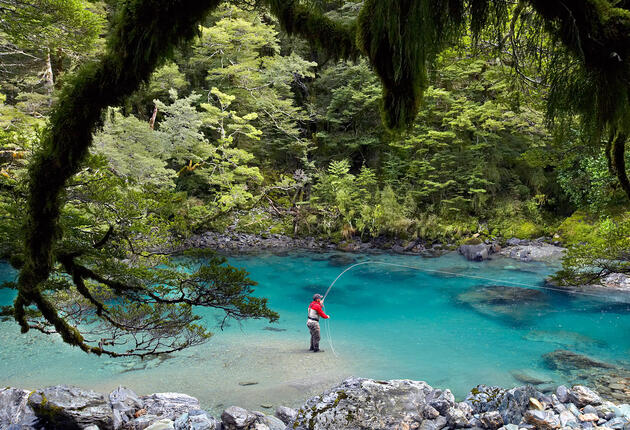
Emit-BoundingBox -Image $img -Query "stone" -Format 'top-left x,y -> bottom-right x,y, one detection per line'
498,244 -> 565,262
523,410 -> 559,430
458,244 -> 492,261
84,426 -> 100,430
583,405 -> 598,415
422,405 -> 440,419
275,405 -> 297,424
174,410 -> 218,430
497,386 -> 544,424
556,386 -> 569,403
504,424 -> 518,430
221,406 -> 256,428
445,406 -> 469,428
0,387 -> 37,428
458,401 -> 474,417
145,419 -> 175,430
567,386 -> 602,407
253,423 -> 270,430
428,389 -> 456,415
618,404 -> 630,418
606,417 -> 626,429
287,378 -> 437,430
109,386 -> 143,429
567,403 -> 580,417
418,416 -> 448,430
27,385 -> 113,430
465,386 -> 506,414
141,392 -> 201,421
558,410 -> 577,427
479,411 -> 504,429
262,414 -> 286,430
578,413 -> 599,422
529,398 -> 544,411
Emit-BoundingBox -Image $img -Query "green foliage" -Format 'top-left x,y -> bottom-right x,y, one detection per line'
553,215 -> 630,286
7,0 -> 630,357
93,109 -> 176,187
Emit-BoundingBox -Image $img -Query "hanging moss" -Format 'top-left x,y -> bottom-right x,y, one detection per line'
16,0 -> 223,348
265,0 -> 359,60
529,0 -> 630,199
356,0 -> 508,130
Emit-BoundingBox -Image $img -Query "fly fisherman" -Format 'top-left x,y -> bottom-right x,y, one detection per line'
307,294 -> 330,352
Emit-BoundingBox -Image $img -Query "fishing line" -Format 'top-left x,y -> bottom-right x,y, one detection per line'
320,260 -> 628,357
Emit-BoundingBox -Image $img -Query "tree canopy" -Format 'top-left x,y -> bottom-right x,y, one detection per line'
6,0 -> 630,356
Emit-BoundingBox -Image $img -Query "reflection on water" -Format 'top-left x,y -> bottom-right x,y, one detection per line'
1,251 -> 630,413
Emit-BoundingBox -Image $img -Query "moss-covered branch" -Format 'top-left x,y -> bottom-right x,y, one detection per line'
15,0 -> 223,345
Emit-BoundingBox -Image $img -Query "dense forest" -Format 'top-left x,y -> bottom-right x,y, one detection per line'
1,0 -> 629,355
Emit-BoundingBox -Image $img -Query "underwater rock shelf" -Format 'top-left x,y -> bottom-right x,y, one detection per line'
2,379 -> 630,430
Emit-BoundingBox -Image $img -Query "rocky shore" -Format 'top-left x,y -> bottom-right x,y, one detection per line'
182,231 -> 451,256
2,379 -> 630,430
183,231 -> 630,293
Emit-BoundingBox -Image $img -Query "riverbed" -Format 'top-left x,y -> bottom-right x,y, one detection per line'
1,252 -> 629,415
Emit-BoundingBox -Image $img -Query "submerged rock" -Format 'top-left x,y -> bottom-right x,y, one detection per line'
523,330 -> 604,349
327,254 -> 358,267
510,369 -> 554,386
456,285 -> 548,324
543,349 -> 615,371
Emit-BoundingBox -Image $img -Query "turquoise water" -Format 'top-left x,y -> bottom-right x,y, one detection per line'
1,252 -> 630,414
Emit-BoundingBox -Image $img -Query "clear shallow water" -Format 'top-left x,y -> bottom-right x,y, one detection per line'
1,252 -> 630,415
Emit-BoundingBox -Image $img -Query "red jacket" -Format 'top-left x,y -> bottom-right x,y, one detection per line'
308,300 -> 329,319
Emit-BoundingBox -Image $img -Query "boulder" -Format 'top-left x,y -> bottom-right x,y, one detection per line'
558,410 -> 577,427
445,406 -> 469,428
499,244 -> 565,262
109,386 -> 143,429
261,414 -> 286,430
0,387 -> 37,428
567,385 -> 603,407
275,405 -> 297,424
479,411 -> 503,429
418,416 -> 448,430
27,385 -> 114,430
523,409 -> 560,429
458,244 -> 491,261
145,419 -> 175,430
286,378 -> 438,430
221,406 -> 256,429
497,385 -> 544,424
141,392 -> 201,421
465,385 -> 506,414
556,385 -> 569,403
174,409 -> 219,430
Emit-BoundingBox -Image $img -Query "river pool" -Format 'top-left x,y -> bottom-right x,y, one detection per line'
1,251 -> 629,415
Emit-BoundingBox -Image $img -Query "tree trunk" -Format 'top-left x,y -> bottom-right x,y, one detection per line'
149,104 -> 158,129
44,49 -> 54,105
612,133 -> 630,200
